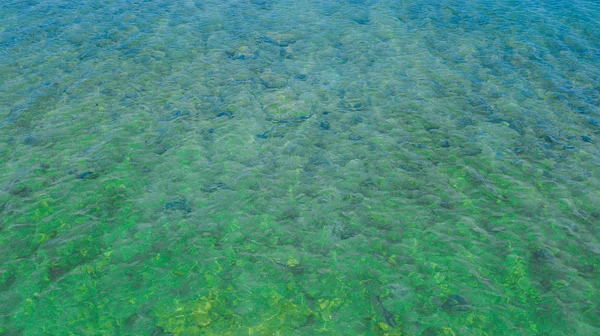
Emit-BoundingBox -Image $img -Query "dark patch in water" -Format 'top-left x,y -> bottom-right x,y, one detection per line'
588,117 -> 600,130
487,117 -> 505,124
376,296 -> 397,328
532,248 -> 553,264
9,185 -> 33,197
279,207 -> 300,221
331,221 -> 355,240
442,294 -> 471,313
162,109 -> 191,121
294,74 -> 307,80
509,120 -> 525,135
353,17 -> 370,25
165,200 -> 192,213
48,265 -> 69,282
459,147 -> 482,156
258,35 -> 295,47
349,134 -> 363,141
270,114 -> 313,125
256,130 -> 272,139
201,182 -> 227,193
319,121 -> 330,130
0,274 -> 16,292
216,111 -> 234,119
77,171 -> 99,180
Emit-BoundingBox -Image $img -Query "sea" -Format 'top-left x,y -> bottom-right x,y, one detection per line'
1,0 -> 599,335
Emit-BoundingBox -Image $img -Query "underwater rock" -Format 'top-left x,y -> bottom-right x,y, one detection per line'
165,199 -> 192,213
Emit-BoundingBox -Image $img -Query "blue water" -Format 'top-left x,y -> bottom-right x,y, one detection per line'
1,0 -> 600,335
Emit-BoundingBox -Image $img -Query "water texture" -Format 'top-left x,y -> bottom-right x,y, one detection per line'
1,0 -> 599,335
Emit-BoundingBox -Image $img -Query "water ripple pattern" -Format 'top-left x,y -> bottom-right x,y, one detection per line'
1,0 -> 599,335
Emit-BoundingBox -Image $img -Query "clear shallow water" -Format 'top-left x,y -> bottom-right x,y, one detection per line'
1,0 -> 599,334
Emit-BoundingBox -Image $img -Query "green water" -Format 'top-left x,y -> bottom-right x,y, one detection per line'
1,0 -> 600,335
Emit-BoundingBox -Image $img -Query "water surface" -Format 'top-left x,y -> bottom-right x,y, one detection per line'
1,0 -> 600,335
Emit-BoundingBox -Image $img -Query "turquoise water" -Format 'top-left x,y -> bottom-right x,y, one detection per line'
1,0 -> 600,335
